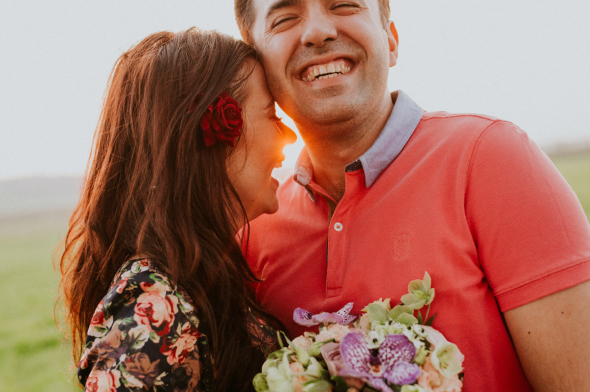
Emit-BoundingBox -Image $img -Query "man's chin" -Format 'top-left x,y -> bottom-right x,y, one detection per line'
292,99 -> 357,126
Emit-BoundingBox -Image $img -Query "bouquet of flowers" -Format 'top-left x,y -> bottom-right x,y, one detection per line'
253,272 -> 464,392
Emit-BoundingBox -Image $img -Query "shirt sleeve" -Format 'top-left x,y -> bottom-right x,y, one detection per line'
465,120 -> 590,312
77,267 -> 211,391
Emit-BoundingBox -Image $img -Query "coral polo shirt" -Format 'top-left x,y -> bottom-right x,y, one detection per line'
245,91 -> 590,391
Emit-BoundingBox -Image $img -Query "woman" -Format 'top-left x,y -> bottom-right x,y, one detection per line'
59,28 -> 296,391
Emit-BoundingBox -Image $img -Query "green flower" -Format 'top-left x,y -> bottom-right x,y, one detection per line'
401,272 -> 435,310
304,357 -> 325,378
307,341 -> 325,357
365,303 -> 389,325
431,341 -> 465,377
302,380 -> 333,392
294,345 -> 310,367
253,373 -> 269,392
389,305 -> 414,321
362,298 -> 391,312
265,352 -> 294,392
413,345 -> 429,366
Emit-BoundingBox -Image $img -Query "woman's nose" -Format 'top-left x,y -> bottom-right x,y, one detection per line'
277,122 -> 297,145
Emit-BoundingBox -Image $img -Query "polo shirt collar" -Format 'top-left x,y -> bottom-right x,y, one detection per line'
293,91 -> 423,197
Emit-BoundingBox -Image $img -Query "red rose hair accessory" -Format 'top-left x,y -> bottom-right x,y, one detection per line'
199,92 -> 243,147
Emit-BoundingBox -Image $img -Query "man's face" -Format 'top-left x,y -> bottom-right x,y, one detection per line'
250,0 -> 396,130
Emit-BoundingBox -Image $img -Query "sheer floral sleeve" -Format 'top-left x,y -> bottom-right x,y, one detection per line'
78,259 -> 212,391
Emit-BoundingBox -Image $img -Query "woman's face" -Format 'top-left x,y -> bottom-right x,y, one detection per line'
227,61 -> 296,223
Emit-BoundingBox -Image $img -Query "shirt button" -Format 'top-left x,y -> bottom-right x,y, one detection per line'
334,222 -> 343,232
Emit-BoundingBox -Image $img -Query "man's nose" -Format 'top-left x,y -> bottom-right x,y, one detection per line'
300,11 -> 337,48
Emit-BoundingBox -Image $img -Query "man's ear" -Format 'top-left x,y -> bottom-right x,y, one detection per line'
387,20 -> 399,67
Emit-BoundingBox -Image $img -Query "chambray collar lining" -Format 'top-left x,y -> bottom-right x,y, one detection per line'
352,90 -> 424,187
293,91 -> 423,197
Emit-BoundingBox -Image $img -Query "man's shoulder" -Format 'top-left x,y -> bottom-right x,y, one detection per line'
419,110 -> 505,133
414,110 -> 519,149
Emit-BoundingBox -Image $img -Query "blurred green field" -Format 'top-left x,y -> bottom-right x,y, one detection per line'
0,153 -> 588,391
0,211 -> 78,392
552,152 -> 590,216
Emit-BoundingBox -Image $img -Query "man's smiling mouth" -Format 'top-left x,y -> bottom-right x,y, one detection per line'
300,58 -> 354,82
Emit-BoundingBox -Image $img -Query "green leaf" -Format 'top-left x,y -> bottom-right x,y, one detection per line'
389,305 -> 413,320
361,385 -> 381,392
149,331 -> 160,344
396,312 -> 418,326
366,303 -> 389,324
331,376 -> 349,392
120,317 -> 135,327
417,311 -> 423,324
426,313 -> 438,326
127,326 -> 150,349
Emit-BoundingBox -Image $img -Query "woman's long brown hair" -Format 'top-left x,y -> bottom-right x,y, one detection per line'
59,28 -> 280,391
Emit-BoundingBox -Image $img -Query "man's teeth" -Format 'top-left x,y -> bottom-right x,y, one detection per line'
302,61 -> 352,82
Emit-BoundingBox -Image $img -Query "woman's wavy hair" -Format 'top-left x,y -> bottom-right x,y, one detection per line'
58,27 -> 281,391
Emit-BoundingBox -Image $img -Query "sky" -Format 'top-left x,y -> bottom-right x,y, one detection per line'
1,0 -> 589,180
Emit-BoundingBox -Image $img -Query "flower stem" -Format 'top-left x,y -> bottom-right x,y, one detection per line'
424,304 -> 431,323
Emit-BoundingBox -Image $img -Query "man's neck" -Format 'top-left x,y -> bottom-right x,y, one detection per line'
299,91 -> 395,203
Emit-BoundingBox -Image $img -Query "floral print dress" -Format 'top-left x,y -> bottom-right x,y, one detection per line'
78,258 -> 277,391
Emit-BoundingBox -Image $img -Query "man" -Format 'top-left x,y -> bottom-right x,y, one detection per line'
234,0 -> 590,390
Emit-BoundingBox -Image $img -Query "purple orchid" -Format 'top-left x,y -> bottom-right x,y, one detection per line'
339,332 -> 421,392
293,302 -> 357,326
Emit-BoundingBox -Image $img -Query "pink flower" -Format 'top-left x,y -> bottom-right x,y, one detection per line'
289,362 -> 304,373
289,362 -> 310,392
134,282 -> 178,336
90,302 -> 105,326
88,301 -> 113,337
160,322 -> 202,365
292,336 -> 312,351
321,342 -> 347,376
316,324 -> 351,343
417,356 -> 462,392
85,369 -> 121,392
115,277 -> 128,294
422,326 -> 447,348
358,313 -> 371,333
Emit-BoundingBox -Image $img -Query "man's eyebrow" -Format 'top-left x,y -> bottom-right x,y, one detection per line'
265,0 -> 302,21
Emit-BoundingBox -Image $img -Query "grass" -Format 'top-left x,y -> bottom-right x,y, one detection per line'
0,214 -> 79,392
0,153 -> 588,391
551,152 -> 590,218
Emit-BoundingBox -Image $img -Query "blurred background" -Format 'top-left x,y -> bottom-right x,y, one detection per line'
1,0 -> 589,390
